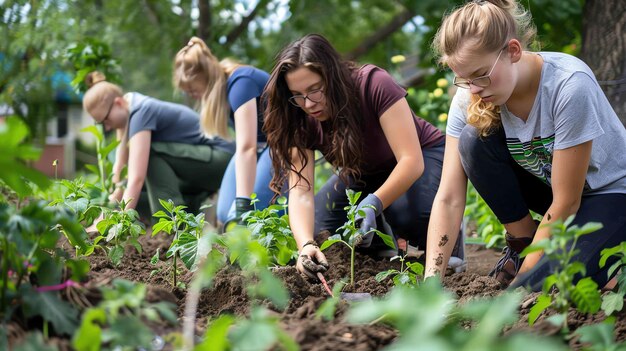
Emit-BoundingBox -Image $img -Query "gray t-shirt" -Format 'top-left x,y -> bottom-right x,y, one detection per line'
447,52 -> 626,195
127,92 -> 235,153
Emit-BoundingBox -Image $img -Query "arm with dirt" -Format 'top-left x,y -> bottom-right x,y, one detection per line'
425,135 -> 468,278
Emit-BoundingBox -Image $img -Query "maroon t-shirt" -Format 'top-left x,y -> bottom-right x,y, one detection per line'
306,64 -> 444,175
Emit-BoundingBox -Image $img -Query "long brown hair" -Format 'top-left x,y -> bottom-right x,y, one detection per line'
432,0 -> 537,136
263,34 -> 363,196
173,37 -> 242,139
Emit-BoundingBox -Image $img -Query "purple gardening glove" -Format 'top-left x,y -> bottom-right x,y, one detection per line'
355,193 -> 383,248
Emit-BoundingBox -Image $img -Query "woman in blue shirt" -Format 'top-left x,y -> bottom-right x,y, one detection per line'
173,37 -> 273,227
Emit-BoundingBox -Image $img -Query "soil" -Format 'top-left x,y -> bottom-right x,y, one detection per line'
9,229 -> 626,350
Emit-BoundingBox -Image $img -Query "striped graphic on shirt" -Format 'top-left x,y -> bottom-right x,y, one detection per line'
506,134 -> 555,185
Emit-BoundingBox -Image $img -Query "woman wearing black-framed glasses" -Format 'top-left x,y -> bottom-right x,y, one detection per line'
82,71 -> 234,223
263,34 -> 465,279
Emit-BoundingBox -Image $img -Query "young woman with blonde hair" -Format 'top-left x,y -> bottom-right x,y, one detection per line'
82,72 -> 233,217
173,37 -> 272,227
426,0 -> 626,290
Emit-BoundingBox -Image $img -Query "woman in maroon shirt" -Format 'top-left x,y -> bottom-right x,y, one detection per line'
263,34 -> 459,278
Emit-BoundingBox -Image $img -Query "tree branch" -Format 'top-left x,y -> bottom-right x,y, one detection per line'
223,0 -> 270,48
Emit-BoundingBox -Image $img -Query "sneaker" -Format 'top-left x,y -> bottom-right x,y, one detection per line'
489,233 -> 532,287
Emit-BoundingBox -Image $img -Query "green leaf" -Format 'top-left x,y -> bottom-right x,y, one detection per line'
571,277 -> 601,313
177,232 -> 200,270
22,290 -> 79,335
574,321 -> 616,349
529,294 -> 552,326
152,220 -> 172,236
320,239 -> 342,251
196,315 -> 235,350
315,296 -> 340,321
375,269 -> 398,283
601,292 -> 624,316
599,243 -> 626,268
109,245 -> 124,266
13,332 -> 59,351
72,308 -> 106,351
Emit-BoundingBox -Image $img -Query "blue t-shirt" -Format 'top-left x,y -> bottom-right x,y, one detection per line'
127,92 -> 234,153
227,66 -> 270,143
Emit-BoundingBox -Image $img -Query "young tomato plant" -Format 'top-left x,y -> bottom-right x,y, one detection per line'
320,189 -> 395,286
80,124 -> 120,206
94,199 -> 146,266
598,242 -> 626,316
375,251 -> 424,287
523,216 -> 603,331
152,199 -> 213,288
72,279 -> 177,351
243,196 -> 298,266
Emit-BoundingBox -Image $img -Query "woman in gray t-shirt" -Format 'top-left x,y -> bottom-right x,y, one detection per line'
82,71 -> 233,221
426,0 -> 626,291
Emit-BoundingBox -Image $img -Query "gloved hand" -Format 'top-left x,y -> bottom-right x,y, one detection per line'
354,193 -> 383,248
223,197 -> 254,232
297,240 -> 329,280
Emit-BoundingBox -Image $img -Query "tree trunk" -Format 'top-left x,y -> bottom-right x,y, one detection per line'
580,0 -> 626,125
197,0 -> 211,42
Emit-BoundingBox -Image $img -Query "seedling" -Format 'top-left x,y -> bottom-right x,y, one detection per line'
94,199 -> 146,267
72,279 -> 177,351
242,195 -> 298,266
320,189 -> 395,286
598,242 -> 626,315
523,216 -> 603,331
375,249 -> 424,287
152,199 -> 213,288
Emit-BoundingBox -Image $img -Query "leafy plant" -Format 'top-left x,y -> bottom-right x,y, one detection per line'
572,317 -> 626,351
49,178 -> 102,228
599,242 -> 626,315
65,38 -> 122,94
375,251 -> 424,287
152,199 -> 213,288
94,199 -> 146,267
195,306 -> 298,351
0,116 -> 50,197
243,196 -> 298,266
72,279 -> 177,351
80,125 -> 120,205
0,199 -> 90,343
523,216 -> 603,330
347,278 -> 568,351
320,189 -> 395,286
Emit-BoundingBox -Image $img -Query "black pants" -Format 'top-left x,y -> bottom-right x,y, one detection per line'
458,125 -> 626,291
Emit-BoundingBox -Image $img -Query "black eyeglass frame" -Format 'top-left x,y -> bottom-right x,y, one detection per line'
95,99 -> 115,125
288,89 -> 324,107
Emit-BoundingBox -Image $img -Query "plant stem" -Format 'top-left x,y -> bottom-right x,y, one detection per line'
96,127 -> 106,192
350,245 -> 355,287
0,238 -> 8,312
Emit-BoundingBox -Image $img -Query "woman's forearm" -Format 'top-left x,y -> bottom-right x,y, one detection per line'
424,195 -> 466,277
235,146 -> 257,198
374,156 -> 423,208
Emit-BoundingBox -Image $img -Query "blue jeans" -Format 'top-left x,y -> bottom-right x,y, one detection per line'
314,144 -> 445,250
458,125 -> 626,291
216,146 -> 275,223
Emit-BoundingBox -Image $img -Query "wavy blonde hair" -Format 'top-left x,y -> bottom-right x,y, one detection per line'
173,37 -> 242,139
433,0 -> 537,136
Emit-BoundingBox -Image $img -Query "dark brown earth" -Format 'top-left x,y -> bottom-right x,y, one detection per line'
9,228 -> 626,350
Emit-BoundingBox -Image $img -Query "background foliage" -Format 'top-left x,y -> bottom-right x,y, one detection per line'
1,0 -> 585,139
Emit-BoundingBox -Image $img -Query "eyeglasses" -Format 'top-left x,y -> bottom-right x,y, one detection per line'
453,46 -> 507,89
288,89 -> 324,107
96,99 -> 114,125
